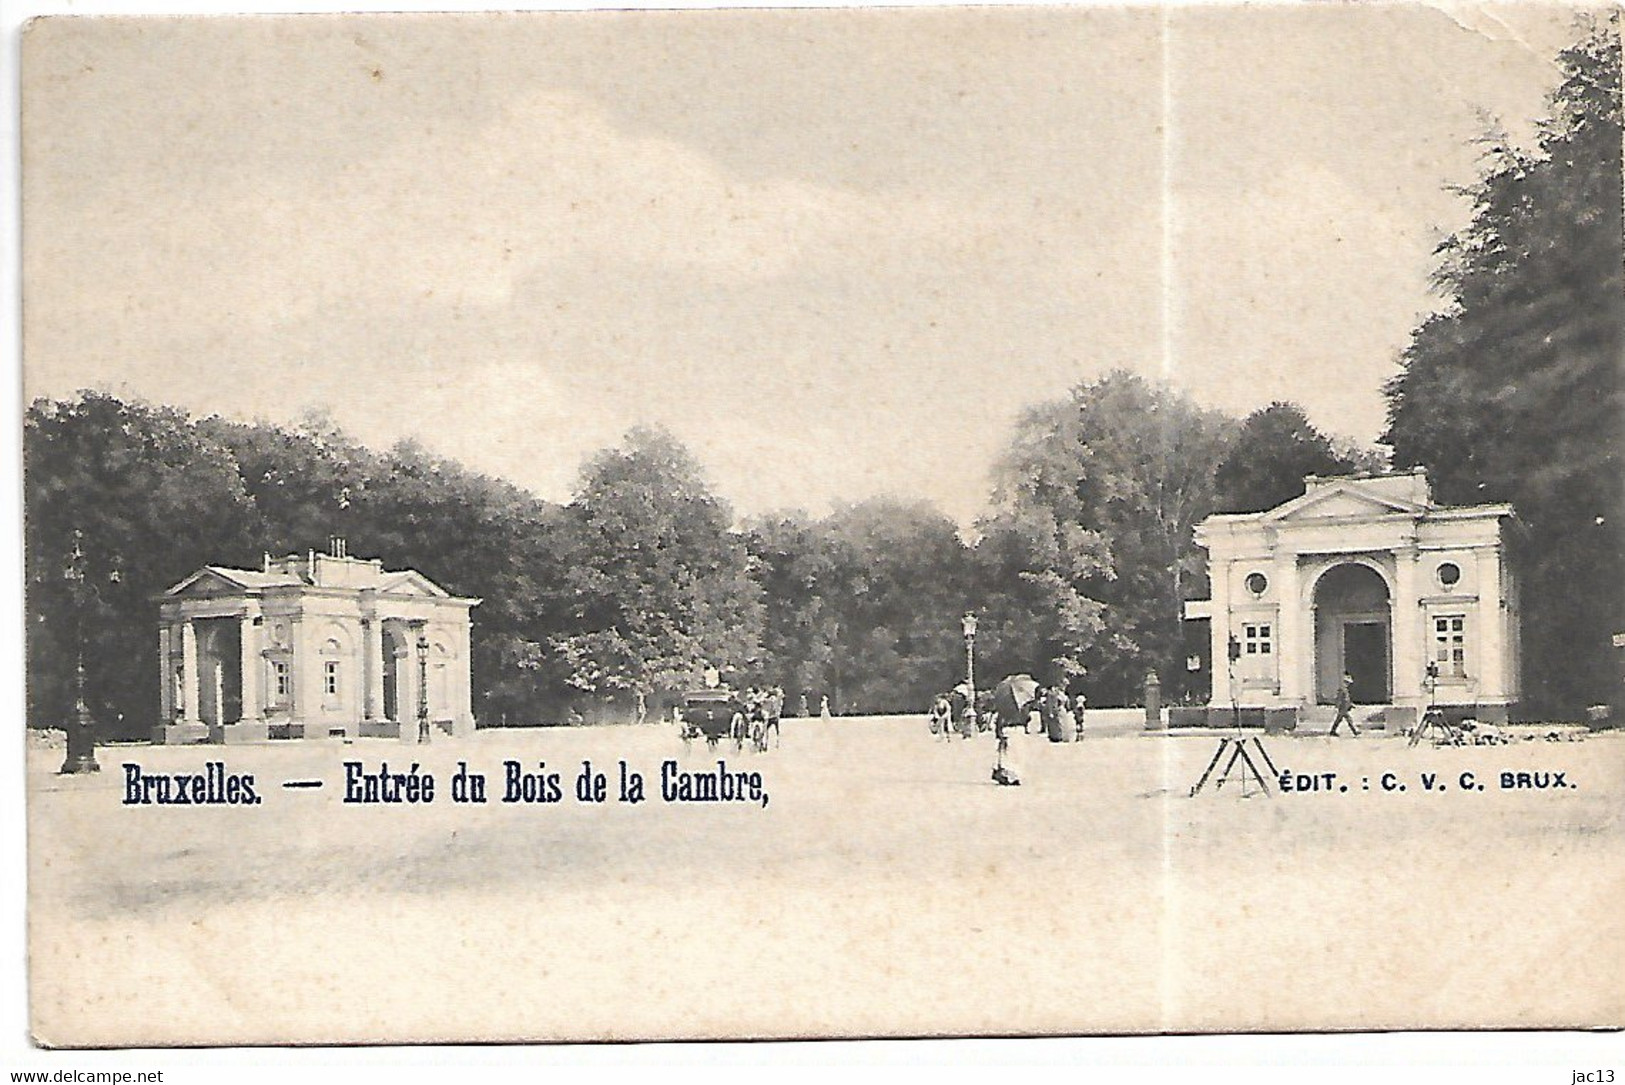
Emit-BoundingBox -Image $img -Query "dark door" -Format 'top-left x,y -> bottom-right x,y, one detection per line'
1343,622 -> 1390,703
382,628 -> 400,722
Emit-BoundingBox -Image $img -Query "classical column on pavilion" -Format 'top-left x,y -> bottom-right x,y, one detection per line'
1207,555 -> 1233,707
180,619 -> 199,725
238,605 -> 263,726
362,617 -> 383,723
1274,554 -> 1303,703
1392,544 -> 1423,705
158,624 -> 174,722
455,615 -> 475,735
1476,546 -> 1505,702
286,614 -> 302,725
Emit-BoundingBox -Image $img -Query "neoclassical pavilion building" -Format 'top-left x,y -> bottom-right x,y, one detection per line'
155,542 -> 479,743
1184,471 -> 1521,723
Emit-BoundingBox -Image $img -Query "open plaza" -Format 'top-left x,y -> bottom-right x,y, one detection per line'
28,714 -> 1624,1044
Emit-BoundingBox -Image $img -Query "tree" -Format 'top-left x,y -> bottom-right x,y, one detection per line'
991,371 -> 1235,704
25,393 -> 261,737
968,504 -> 1109,689
744,511 -> 849,705
1213,402 -> 1371,514
1383,17 -> 1624,716
549,426 -> 764,701
198,411 -> 376,558
820,499 -> 976,712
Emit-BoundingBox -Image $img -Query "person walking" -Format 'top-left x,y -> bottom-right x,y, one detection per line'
1330,672 -> 1358,736
819,695 -> 832,721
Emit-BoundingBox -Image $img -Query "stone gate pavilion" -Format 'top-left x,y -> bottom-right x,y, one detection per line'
155,542 -> 479,743
1183,470 -> 1521,723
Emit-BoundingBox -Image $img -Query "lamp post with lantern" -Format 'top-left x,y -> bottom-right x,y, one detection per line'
415,624 -> 431,744
961,612 -> 978,733
59,530 -> 102,775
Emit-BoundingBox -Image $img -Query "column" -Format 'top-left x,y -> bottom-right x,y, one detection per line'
158,625 -> 174,722
1209,558 -> 1232,706
457,613 -> 474,730
238,611 -> 262,723
1476,548 -> 1504,700
362,619 -> 383,721
1275,555 -> 1301,702
300,617 -> 324,726
396,633 -> 411,724
398,624 -> 420,742
286,616 -> 301,722
1392,546 -> 1421,704
180,619 -> 198,723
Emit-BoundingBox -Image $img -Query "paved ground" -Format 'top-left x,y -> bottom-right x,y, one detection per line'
26,716 -> 1625,1045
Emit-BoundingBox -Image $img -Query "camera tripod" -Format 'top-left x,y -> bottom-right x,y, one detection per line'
1408,666 -> 1463,747
1189,696 -> 1278,797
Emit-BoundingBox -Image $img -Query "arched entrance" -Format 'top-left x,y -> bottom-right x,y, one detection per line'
1313,563 -> 1392,703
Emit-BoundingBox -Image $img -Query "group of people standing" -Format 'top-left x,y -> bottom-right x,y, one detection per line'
1031,684 -> 1088,743
929,681 -> 1089,743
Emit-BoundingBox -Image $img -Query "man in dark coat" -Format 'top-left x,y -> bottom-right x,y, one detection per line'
1330,672 -> 1358,736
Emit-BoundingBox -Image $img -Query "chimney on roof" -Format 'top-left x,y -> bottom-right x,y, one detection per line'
308,549 -> 315,582
329,535 -> 347,558
263,552 -> 271,572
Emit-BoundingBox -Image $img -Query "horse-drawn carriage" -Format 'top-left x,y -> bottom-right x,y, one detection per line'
679,687 -> 783,752
679,689 -> 746,750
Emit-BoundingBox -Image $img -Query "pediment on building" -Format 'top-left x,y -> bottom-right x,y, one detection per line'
165,568 -> 242,597
1263,483 -> 1425,524
378,570 -> 450,598
165,566 -> 305,598
165,569 -> 240,598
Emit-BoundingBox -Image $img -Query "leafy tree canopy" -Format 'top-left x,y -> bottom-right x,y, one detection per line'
1384,16 -> 1623,714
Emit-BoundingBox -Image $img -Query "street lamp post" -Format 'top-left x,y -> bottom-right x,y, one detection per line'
415,625 -> 431,744
961,612 -> 978,732
59,531 -> 100,775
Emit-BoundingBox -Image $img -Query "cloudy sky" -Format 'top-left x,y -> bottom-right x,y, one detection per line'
22,5 -> 1590,523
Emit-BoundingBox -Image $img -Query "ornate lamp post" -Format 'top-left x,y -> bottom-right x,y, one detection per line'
961,612 -> 978,730
59,531 -> 100,775
415,625 -> 431,744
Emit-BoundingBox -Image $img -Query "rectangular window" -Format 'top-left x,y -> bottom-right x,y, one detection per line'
1242,623 -> 1272,657
1434,616 -> 1466,676
325,661 -> 340,697
272,660 -> 290,699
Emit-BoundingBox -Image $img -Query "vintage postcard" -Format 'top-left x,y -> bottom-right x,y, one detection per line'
18,3 -> 1625,1047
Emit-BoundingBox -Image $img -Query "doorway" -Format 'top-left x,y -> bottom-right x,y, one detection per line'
1313,562 -> 1393,703
382,626 -> 402,722
1342,621 -> 1391,703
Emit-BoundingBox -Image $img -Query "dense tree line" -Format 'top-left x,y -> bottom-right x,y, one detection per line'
1384,17 -> 1623,717
24,378 -> 1372,737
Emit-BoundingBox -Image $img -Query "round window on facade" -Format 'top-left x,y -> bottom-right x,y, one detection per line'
1244,572 -> 1268,596
1437,562 -> 1461,589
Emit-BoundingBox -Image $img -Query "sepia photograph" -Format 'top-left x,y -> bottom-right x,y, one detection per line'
13,0 -> 1625,1052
